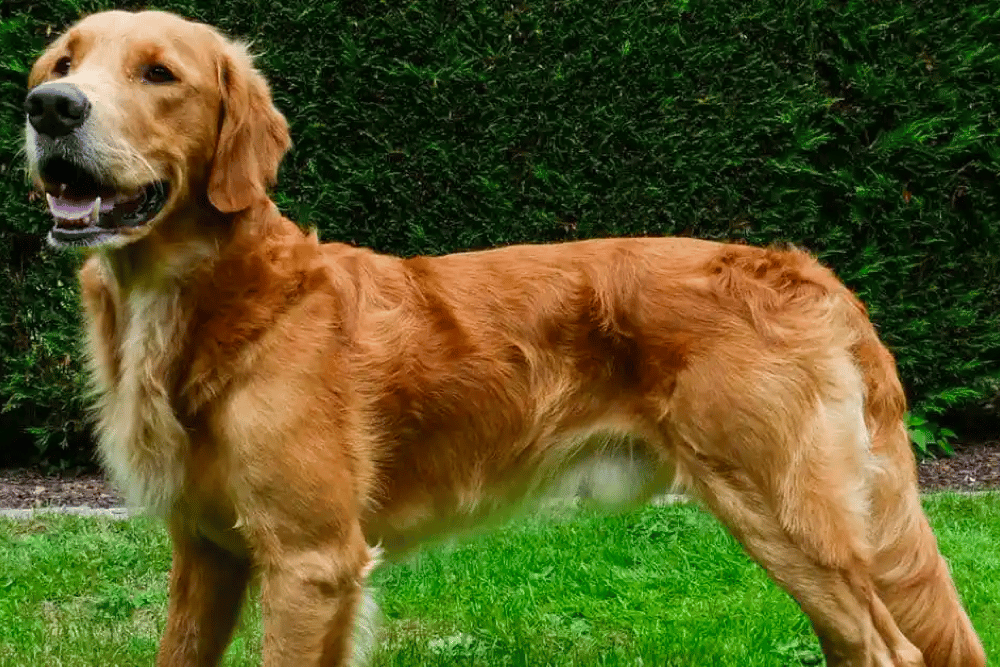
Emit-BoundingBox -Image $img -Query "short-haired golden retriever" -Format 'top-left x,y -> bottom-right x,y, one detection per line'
24,10 -> 985,667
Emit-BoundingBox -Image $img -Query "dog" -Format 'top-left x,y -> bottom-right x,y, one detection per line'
24,10 -> 985,667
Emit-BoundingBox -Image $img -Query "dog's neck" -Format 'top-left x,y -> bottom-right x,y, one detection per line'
85,195 -> 300,417
83,197 -> 303,515
98,198 -> 291,294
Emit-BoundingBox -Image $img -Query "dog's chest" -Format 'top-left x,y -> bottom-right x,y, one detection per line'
89,288 -> 190,516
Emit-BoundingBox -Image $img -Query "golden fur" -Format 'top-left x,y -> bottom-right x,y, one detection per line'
25,10 -> 985,667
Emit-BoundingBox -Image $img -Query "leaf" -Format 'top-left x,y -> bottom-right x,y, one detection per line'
935,439 -> 956,457
909,429 -> 930,453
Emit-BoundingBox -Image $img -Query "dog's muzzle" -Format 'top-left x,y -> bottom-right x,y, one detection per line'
25,84 -> 172,248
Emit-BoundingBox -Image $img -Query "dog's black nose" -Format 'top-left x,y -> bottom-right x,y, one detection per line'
25,83 -> 91,138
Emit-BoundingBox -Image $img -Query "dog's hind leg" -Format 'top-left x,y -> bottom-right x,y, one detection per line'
684,466 -> 922,666
866,423 -> 986,667
667,365 -> 924,665
843,335 -> 987,667
689,473 -> 924,667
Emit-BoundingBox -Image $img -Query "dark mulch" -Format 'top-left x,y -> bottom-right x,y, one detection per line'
1,442 -> 997,510
916,441 -> 1000,492
0,468 -> 123,509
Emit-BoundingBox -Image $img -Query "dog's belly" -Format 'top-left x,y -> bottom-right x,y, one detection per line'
366,432 -> 672,558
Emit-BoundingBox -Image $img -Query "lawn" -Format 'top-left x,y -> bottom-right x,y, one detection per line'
1,493 -> 997,666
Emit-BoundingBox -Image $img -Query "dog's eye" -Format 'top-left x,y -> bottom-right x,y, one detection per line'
142,64 -> 177,84
53,56 -> 71,77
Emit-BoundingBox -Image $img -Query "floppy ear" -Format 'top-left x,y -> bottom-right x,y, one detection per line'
209,43 -> 291,213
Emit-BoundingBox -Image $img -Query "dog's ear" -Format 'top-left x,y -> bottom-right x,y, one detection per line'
208,42 -> 290,214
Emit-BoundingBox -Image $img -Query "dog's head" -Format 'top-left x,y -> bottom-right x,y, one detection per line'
25,10 -> 290,249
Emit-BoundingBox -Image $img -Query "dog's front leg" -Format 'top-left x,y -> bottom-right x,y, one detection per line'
157,526 -> 252,667
260,522 -> 376,667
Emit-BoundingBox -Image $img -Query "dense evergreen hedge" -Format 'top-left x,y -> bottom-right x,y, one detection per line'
2,0 -> 999,463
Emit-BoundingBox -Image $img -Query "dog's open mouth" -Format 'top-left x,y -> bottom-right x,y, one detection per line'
41,158 -> 170,248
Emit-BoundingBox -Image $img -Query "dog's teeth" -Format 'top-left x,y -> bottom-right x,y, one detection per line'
46,192 -> 56,210
59,183 -> 67,196
90,196 -> 101,225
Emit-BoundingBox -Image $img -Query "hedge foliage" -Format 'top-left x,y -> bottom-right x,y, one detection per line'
2,0 -> 1000,464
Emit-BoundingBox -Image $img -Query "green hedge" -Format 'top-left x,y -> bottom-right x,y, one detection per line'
2,0 -> 1000,464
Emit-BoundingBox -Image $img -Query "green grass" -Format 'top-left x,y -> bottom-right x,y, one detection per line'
1,493 -> 997,666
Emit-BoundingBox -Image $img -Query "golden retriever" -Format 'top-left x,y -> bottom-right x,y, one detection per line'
24,10 -> 985,667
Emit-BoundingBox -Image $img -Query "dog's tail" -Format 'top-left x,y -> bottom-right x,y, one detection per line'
849,306 -> 986,667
